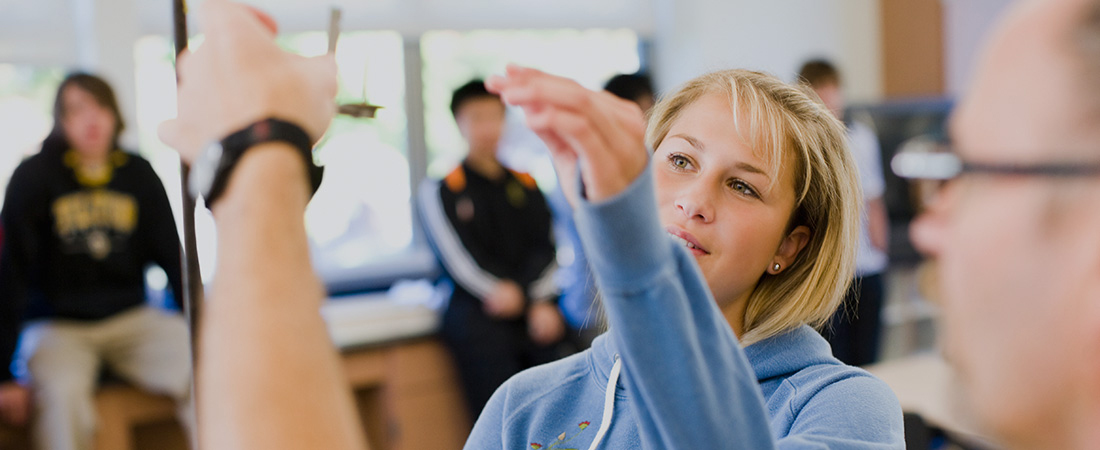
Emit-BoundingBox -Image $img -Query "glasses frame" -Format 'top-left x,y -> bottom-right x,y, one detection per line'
891,145 -> 1100,181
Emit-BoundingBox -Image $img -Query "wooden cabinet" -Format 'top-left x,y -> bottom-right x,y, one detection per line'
346,338 -> 471,450
0,337 -> 470,450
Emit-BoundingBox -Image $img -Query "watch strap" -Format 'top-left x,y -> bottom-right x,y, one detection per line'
204,118 -> 319,207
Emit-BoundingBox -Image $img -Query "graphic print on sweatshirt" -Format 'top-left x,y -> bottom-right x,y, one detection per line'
528,420 -> 592,450
51,189 -> 137,260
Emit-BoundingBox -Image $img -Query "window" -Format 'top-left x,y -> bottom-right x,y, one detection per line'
0,65 -> 64,210
420,29 -> 642,190
130,28 -> 643,291
134,31 -> 411,285
284,31 -> 413,279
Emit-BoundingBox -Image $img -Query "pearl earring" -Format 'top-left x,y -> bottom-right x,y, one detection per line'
773,263 -> 781,272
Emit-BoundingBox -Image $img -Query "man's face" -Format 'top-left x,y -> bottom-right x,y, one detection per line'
909,0 -> 1100,444
455,97 -> 506,159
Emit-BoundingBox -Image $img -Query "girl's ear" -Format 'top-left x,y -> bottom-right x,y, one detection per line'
767,225 -> 810,274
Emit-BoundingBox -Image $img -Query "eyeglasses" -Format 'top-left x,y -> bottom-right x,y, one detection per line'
892,142 -> 1100,181
890,139 -> 1100,209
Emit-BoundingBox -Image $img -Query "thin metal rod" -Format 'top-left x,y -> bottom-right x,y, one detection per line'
328,8 -> 341,54
171,1 -> 203,446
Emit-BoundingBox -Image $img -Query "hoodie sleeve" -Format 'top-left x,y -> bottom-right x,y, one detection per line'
0,159 -> 48,382
136,158 -> 184,309
572,164 -> 902,449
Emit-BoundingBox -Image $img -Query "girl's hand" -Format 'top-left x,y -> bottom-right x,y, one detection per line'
486,66 -> 648,204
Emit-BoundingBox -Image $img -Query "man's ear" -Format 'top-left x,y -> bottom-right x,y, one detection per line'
767,225 -> 811,274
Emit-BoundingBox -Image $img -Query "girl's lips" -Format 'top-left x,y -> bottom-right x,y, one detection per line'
665,227 -> 710,255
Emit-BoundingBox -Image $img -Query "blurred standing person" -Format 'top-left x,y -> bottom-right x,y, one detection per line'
800,60 -> 889,366
418,79 -> 567,419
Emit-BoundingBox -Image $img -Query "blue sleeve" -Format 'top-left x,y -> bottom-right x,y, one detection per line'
136,158 -> 184,309
0,160 -> 46,382
572,166 -> 777,450
547,188 -> 598,328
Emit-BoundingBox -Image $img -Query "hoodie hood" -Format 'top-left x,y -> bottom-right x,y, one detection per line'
589,332 -> 628,397
743,325 -> 841,382
590,324 -> 838,389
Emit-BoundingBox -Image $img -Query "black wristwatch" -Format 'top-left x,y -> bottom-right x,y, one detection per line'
189,118 -> 323,207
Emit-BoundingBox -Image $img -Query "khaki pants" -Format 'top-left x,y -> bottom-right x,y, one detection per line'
16,306 -> 194,450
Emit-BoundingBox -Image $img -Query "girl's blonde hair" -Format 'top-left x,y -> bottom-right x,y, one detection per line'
646,69 -> 861,346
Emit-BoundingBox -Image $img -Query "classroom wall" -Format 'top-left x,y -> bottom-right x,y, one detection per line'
2,0 -> 1014,134
0,0 -> 78,65
134,0 -> 658,37
649,0 -> 884,103
2,0 -> 884,99
942,0 -> 1014,97
0,0 -> 143,147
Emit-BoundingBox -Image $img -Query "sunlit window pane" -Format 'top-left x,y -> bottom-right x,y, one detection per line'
0,65 -> 64,210
133,31 -> 410,283
302,31 -> 411,274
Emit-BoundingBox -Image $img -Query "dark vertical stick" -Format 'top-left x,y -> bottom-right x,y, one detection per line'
171,0 -> 203,443
328,8 -> 341,55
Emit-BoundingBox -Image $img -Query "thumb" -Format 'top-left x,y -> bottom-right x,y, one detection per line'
302,54 -> 339,99
297,54 -> 339,140
158,119 -> 201,164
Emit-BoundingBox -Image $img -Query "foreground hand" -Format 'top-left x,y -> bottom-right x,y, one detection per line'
483,280 -> 525,319
486,66 -> 648,204
0,382 -> 30,426
527,302 -> 565,346
159,0 -> 338,163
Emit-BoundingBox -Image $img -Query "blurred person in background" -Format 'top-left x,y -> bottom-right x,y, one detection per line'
899,0 -> 1100,448
799,59 -> 890,367
418,79 -> 568,419
0,73 -> 191,450
604,72 -> 656,114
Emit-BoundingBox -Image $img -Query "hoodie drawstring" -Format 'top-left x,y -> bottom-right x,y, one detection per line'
587,354 -> 621,450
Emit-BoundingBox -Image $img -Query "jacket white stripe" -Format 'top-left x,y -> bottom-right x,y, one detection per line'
528,260 -> 559,301
418,179 -> 499,300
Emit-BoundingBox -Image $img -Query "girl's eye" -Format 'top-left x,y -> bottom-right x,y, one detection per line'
730,180 -> 759,198
668,154 -> 691,170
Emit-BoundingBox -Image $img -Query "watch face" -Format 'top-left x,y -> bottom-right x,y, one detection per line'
189,141 -> 224,200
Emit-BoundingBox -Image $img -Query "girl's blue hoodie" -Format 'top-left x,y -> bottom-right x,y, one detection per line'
465,167 -> 904,449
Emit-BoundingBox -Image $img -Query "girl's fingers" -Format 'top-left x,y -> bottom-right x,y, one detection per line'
524,105 -> 610,160
590,90 -> 647,153
484,75 -> 508,95
504,76 -> 627,157
493,64 -> 649,200
496,75 -> 589,111
487,64 -> 540,95
525,105 -> 644,201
